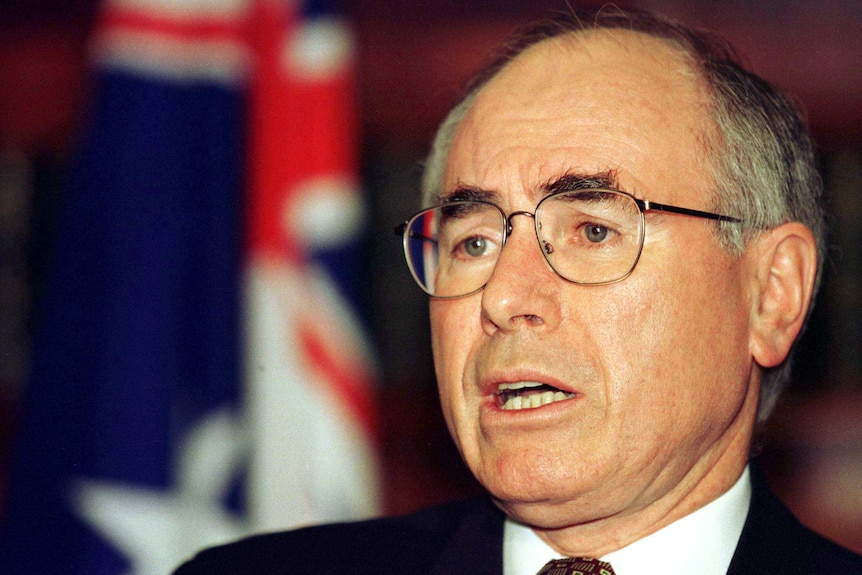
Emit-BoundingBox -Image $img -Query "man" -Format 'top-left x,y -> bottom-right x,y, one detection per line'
175,9 -> 862,574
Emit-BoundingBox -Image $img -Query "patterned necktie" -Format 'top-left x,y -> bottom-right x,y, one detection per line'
536,557 -> 616,575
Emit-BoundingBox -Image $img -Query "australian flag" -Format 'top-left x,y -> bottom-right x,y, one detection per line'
0,1 -> 380,574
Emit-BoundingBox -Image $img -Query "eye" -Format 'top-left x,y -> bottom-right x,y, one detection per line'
438,224 -> 501,262
461,236 -> 490,257
583,224 -> 611,243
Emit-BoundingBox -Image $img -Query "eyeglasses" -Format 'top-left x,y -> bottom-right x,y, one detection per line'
395,188 -> 742,298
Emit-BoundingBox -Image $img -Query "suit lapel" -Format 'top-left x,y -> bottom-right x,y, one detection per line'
726,467 -> 805,574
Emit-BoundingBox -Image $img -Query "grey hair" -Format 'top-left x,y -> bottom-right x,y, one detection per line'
421,89 -> 479,207
420,8 -> 826,424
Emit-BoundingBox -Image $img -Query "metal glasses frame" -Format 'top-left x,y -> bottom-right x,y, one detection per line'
395,188 -> 742,298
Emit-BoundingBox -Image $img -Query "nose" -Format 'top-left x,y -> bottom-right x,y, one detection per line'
480,213 -> 562,335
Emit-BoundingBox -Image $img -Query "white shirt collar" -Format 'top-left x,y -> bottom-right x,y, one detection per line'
503,466 -> 751,575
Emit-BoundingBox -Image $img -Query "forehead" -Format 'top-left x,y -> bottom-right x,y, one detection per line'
445,30 -> 714,204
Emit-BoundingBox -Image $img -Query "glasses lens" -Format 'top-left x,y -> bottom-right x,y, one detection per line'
403,202 -> 505,297
537,190 -> 644,284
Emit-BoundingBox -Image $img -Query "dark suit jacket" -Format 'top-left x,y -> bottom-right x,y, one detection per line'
174,474 -> 862,574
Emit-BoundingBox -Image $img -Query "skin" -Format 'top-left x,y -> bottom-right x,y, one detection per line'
430,30 -> 814,557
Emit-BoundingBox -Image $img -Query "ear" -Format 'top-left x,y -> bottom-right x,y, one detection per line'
748,222 -> 818,368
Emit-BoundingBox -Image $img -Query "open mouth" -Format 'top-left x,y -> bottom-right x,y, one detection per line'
496,382 -> 576,411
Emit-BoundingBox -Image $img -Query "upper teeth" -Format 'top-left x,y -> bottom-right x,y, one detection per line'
498,382 -> 544,391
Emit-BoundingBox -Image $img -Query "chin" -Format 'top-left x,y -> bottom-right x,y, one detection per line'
481,475 -> 576,519
492,495 -> 599,530
476,458 -> 615,528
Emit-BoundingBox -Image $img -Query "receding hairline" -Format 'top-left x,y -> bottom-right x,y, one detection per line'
458,10 -> 736,101
466,27 -> 712,119
435,28 -> 719,202
423,11 -> 757,211
499,26 -> 703,78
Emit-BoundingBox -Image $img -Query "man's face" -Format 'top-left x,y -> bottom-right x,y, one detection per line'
431,32 -> 762,532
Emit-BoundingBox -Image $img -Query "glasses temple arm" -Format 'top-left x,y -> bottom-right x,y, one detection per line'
641,200 -> 742,223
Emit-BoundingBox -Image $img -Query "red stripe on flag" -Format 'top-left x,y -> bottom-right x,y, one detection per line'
246,0 -> 303,262
298,322 -> 379,441
98,4 -> 247,43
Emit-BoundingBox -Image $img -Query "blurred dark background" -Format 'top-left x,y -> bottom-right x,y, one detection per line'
1,0 -> 860,553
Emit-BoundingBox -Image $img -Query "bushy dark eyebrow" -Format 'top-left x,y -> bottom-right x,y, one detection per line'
437,185 -> 501,205
543,170 -> 622,195
437,170 -> 622,206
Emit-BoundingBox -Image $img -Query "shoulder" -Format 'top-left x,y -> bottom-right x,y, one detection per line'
172,497 -> 504,575
729,470 -> 862,574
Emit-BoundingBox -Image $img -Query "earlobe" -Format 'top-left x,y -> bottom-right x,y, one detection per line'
748,223 -> 818,368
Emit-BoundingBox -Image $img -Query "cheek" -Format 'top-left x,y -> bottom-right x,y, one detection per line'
430,300 -> 463,380
429,299 -> 480,422
600,257 -> 751,432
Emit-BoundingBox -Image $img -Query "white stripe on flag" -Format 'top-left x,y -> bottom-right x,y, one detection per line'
92,30 -> 250,83
244,260 -> 380,531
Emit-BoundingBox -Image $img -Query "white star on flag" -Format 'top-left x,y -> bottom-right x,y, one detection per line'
71,410 -> 250,575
